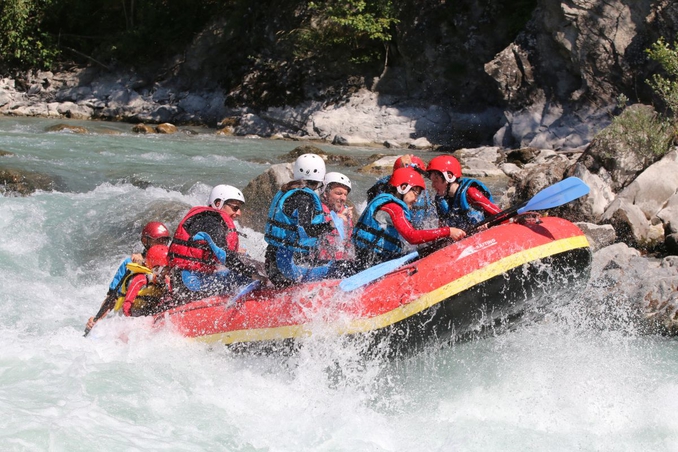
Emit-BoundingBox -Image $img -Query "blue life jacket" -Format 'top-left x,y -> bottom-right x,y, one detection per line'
264,187 -> 326,254
109,257 -> 133,292
352,193 -> 411,258
367,176 -> 434,228
436,178 -> 494,229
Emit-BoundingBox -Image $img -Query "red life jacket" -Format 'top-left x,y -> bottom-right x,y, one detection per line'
168,206 -> 239,273
317,203 -> 353,260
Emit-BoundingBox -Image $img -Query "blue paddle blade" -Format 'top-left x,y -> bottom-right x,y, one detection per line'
518,177 -> 590,214
228,279 -> 262,306
329,210 -> 346,241
339,251 -> 419,292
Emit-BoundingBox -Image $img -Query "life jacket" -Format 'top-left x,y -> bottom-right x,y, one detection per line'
317,203 -> 354,260
352,193 -> 410,258
113,263 -> 164,313
264,187 -> 326,254
436,178 -> 494,229
168,206 -> 238,273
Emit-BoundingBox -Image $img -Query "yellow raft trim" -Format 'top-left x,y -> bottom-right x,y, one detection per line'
195,235 -> 589,345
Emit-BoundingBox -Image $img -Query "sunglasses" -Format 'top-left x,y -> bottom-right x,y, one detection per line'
226,203 -> 241,212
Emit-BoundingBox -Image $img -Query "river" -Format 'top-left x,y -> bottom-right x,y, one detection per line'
1,117 -> 677,451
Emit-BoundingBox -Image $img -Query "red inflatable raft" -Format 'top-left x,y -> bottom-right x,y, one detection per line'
152,216 -> 592,355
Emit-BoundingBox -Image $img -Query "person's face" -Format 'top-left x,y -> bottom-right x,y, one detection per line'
402,186 -> 422,208
221,200 -> 243,219
429,171 -> 448,196
143,236 -> 170,250
325,184 -> 349,212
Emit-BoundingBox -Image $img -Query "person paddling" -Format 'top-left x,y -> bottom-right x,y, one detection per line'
114,245 -> 171,317
427,155 -> 502,230
84,221 -> 170,335
366,154 -> 437,228
352,167 -> 466,272
168,184 -> 264,305
264,153 -> 342,287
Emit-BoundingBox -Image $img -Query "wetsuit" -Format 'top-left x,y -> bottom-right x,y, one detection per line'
353,194 -> 451,271
367,176 -> 437,228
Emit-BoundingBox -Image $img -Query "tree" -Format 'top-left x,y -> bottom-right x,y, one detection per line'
0,0 -> 58,70
646,36 -> 678,122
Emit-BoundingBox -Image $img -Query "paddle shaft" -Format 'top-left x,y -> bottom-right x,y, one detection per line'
469,201 -> 528,232
83,295 -> 116,337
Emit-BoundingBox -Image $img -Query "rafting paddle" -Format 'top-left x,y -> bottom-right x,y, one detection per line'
470,176 -> 590,231
339,251 -> 419,292
83,296 -> 116,337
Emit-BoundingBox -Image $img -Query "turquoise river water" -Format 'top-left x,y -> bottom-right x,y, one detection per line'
0,117 -> 677,451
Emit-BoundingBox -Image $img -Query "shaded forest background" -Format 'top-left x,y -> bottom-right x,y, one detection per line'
0,0 -> 538,110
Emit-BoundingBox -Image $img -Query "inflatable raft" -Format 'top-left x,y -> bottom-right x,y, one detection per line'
152,216 -> 592,355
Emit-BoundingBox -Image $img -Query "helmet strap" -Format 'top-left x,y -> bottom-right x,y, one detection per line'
397,184 -> 411,195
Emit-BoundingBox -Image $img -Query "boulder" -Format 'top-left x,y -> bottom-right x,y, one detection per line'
45,124 -> 88,134
132,124 -> 156,134
575,222 -> 617,252
359,156 -> 398,175
155,123 -> 178,134
240,163 -> 293,232
0,167 -> 55,196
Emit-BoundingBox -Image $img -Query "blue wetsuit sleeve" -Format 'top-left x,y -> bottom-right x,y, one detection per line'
108,257 -> 132,291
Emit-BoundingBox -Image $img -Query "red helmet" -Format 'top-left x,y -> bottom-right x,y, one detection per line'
141,222 -> 170,243
389,167 -> 426,195
427,155 -> 462,182
146,245 -> 169,268
393,155 -> 427,172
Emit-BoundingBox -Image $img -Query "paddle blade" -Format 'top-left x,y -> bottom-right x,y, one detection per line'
228,279 -> 263,307
339,251 -> 419,292
518,177 -> 590,214
329,210 -> 346,241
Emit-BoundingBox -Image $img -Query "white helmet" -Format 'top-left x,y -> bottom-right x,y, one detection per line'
208,184 -> 245,208
323,172 -> 352,193
293,153 -> 326,182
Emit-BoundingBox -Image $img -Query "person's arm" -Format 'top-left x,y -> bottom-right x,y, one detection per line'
192,232 -> 259,278
185,212 -> 229,249
284,192 -> 334,237
122,274 -> 147,317
381,202 -> 465,244
85,289 -> 117,334
467,187 -> 502,215
85,258 -> 131,334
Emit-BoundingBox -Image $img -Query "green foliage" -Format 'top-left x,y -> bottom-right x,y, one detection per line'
293,0 -> 399,65
596,100 -> 674,168
0,0 -> 59,70
646,37 -> 678,120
